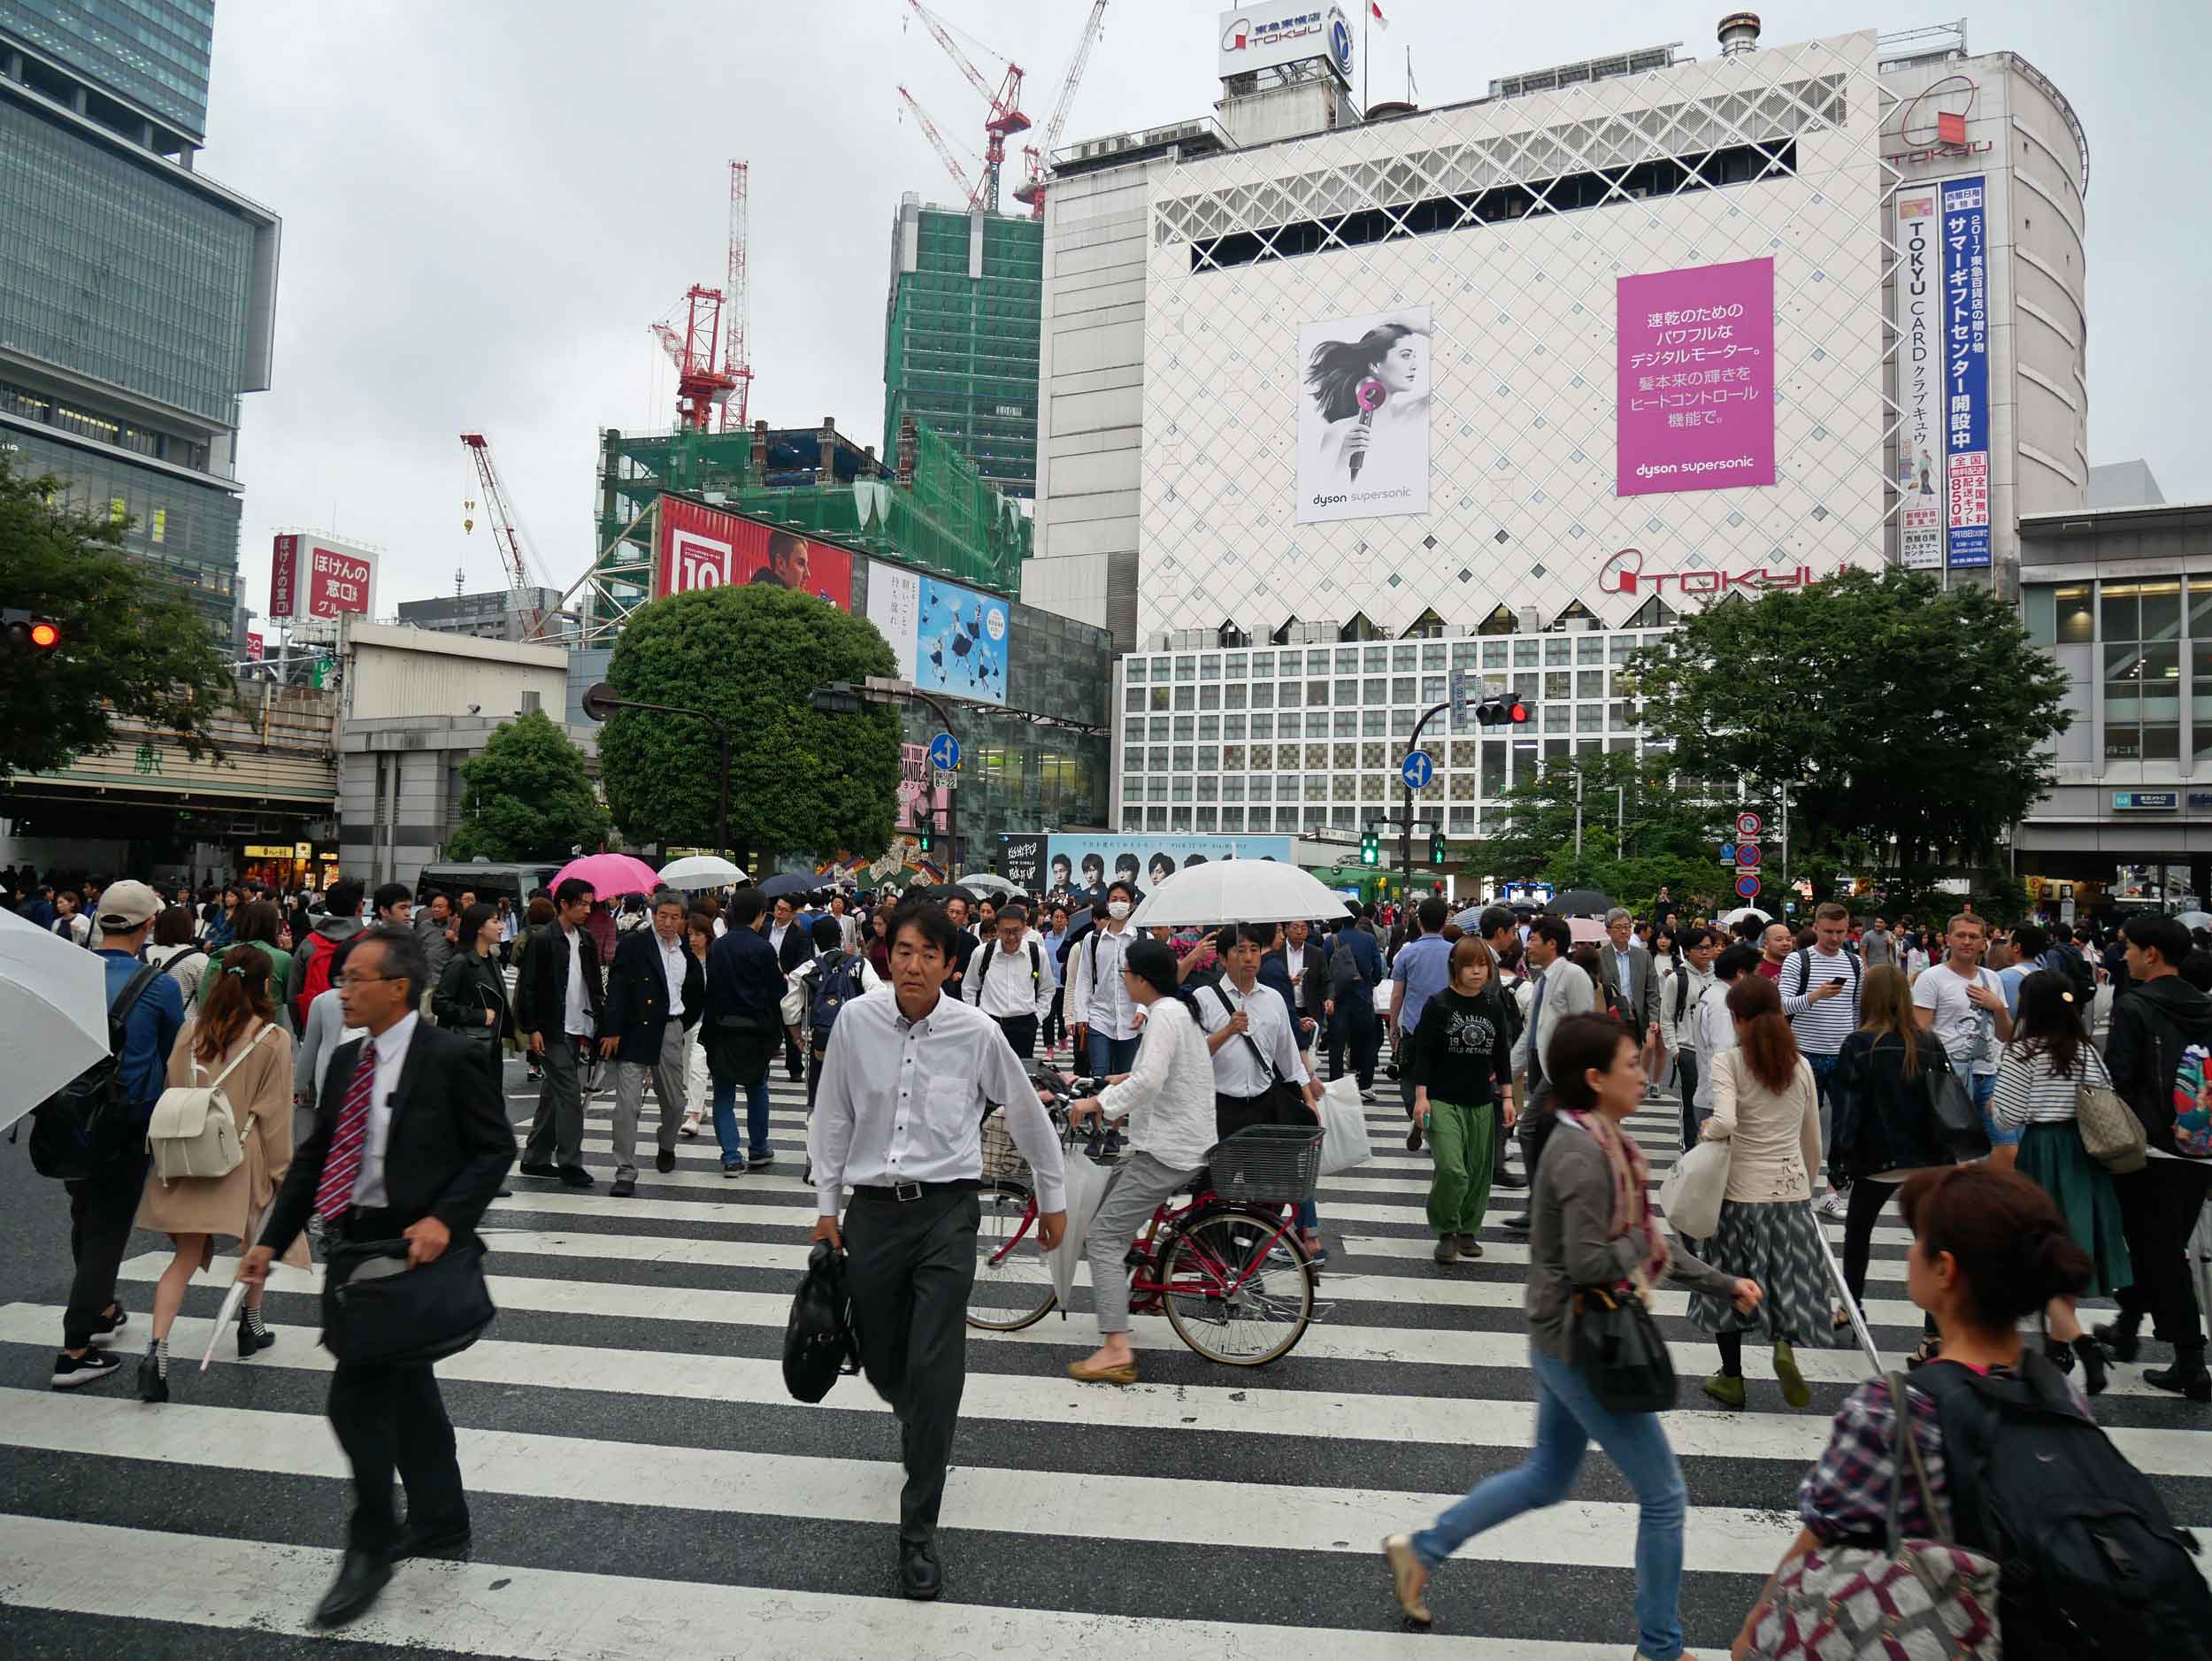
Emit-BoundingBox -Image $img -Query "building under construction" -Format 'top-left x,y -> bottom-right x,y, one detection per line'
881,196 -> 1041,500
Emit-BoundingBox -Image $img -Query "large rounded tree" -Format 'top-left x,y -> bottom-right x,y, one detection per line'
598,583 -> 902,863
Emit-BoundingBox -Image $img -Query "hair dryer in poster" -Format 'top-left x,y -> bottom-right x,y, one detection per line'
1296,306 -> 1431,525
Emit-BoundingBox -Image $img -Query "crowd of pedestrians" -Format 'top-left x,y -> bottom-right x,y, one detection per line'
11,860 -> 2209,1651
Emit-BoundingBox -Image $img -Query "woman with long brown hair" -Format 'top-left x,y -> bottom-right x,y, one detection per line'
1686,973 -> 1841,1410
133,945 -> 311,1402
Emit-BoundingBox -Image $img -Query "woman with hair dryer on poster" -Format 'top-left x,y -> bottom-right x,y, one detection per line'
1303,317 -> 1431,504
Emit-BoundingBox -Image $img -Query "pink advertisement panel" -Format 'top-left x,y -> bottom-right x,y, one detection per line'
1617,257 -> 1775,497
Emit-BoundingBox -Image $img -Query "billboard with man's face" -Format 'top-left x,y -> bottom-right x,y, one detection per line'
655,496 -> 852,610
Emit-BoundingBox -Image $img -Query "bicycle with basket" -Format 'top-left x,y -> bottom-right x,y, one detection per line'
969,1073 -> 1325,1366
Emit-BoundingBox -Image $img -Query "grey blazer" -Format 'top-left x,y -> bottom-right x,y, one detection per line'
1602,942 -> 1659,1034
1522,955 -> 1598,1082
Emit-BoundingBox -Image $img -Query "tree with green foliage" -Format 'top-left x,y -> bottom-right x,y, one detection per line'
1628,567 -> 2070,873
596,583 -> 902,862
0,457 -> 236,781
447,709 -> 611,862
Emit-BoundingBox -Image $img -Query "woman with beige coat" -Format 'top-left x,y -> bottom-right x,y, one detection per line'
134,946 -> 310,1403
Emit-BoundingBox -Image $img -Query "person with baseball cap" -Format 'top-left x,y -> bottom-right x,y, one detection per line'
50,880 -> 188,1388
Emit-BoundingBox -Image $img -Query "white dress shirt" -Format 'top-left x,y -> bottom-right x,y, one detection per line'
966,936 -> 1056,1021
810,986 -> 1067,1216
1194,977 -> 1311,1097
1068,921 -> 1140,1040
1096,996 -> 1219,1171
352,1010 -> 419,1208
656,933 -> 690,1019
768,921 -> 788,957
561,926 -> 590,1036
1281,942 -> 1311,1011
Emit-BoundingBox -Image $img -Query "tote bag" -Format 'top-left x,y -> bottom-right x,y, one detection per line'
1655,1136 -> 1730,1240
1317,1075 -> 1374,1176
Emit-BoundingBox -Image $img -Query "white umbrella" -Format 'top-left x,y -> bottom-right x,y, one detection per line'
957,873 -> 1021,897
0,906 -> 111,1132
1717,905 -> 1771,928
1127,859 -> 1349,928
656,855 -> 746,890
2176,911 -> 2212,931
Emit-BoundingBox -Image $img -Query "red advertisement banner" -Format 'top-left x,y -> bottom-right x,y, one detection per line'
655,497 -> 852,611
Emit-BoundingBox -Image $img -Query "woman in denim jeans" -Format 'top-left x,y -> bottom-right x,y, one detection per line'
1384,1012 -> 1763,1660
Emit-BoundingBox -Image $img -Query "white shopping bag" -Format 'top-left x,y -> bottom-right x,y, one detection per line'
1317,1075 -> 1373,1176
1047,1145 -> 1113,1312
1655,1137 -> 1730,1240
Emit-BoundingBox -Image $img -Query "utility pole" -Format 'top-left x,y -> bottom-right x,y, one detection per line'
1574,766 -> 1585,860
1617,785 -> 1626,857
1400,698 -> 1450,891
1779,781 -> 1793,905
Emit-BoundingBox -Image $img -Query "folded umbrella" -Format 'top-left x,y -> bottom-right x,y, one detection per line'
1047,1145 -> 1113,1313
200,1279 -> 250,1373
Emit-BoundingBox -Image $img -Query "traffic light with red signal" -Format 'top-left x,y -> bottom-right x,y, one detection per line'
2,609 -> 60,653
1473,695 -> 1530,727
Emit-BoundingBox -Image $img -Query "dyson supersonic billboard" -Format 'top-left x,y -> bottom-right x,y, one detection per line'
654,496 -> 852,610
1617,257 -> 1776,497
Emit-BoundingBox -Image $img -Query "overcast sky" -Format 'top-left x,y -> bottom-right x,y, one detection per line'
204,0 -> 2208,620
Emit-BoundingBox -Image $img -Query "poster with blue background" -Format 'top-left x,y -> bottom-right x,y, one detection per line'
916,577 -> 1009,702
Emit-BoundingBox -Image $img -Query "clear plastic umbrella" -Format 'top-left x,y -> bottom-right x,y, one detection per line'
0,906 -> 110,1132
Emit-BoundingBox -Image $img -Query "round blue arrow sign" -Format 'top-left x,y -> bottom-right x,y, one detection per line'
1400,750 -> 1435,791
927,732 -> 961,772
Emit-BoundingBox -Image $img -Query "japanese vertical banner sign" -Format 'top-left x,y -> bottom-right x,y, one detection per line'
1939,177 -> 1991,568
1893,186 -> 1945,570
1617,257 -> 1776,497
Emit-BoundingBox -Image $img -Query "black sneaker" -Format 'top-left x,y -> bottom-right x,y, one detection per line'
723,1157 -> 748,1178
749,1150 -> 776,1170
556,1165 -> 595,1189
1492,1171 -> 1528,1190
87,1305 -> 127,1345
51,1350 -> 121,1389
518,1160 -> 558,1179
609,1170 -> 636,1198
656,1149 -> 676,1173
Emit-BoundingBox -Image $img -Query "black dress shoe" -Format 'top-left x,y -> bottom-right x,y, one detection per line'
393,1518 -> 472,1560
1502,1213 -> 1532,1232
557,1164 -> 595,1188
899,1537 -> 942,1601
1492,1171 -> 1528,1190
311,1547 -> 393,1627
518,1160 -> 557,1179
656,1149 -> 676,1173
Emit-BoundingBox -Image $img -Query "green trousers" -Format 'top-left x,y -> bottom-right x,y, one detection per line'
1425,1098 -> 1495,1237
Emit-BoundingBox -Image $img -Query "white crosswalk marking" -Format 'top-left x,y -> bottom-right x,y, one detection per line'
4,1066 -> 2206,1657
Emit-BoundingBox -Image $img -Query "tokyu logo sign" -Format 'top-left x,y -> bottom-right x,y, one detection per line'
1598,547 -> 1821,598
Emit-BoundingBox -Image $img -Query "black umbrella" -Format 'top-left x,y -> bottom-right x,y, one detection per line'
755,872 -> 816,901
1544,889 -> 1616,919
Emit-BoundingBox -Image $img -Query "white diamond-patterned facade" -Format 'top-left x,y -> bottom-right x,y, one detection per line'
1138,31 -> 1896,644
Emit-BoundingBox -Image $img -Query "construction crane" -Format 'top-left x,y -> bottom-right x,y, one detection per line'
649,284 -> 736,433
902,0 -> 1026,212
1014,0 -> 1108,219
459,433 -> 553,639
720,160 -> 755,433
897,85 -> 987,205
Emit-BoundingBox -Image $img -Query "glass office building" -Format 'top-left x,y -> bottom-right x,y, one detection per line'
0,1 -> 277,645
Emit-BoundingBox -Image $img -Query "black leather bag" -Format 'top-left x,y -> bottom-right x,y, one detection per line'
321,1235 -> 496,1366
1923,1043 -> 1991,1161
784,1240 -> 860,1403
1571,1284 -> 1678,1413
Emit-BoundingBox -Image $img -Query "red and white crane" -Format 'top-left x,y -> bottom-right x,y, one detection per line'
1014,0 -> 1108,219
720,160 -> 754,432
897,84 -> 987,205
902,0 -> 1026,212
649,283 -> 736,433
459,432 -> 555,639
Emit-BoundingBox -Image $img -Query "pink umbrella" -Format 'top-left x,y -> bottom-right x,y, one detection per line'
549,853 -> 661,899
1568,917 -> 1610,946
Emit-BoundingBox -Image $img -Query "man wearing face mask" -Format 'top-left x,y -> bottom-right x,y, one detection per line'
1068,880 -> 1142,1076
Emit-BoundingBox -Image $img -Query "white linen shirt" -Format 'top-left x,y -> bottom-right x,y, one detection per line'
966,936 -> 1056,1021
809,986 -> 1066,1216
1096,996 -> 1219,1171
352,1010 -> 419,1209
1192,978 -> 1311,1098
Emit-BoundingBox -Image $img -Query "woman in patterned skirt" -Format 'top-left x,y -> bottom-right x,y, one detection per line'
1688,973 -> 1844,1409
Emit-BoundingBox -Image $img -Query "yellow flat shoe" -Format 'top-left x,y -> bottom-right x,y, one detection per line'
1066,1357 -> 1138,1386
1381,1534 -> 1432,1626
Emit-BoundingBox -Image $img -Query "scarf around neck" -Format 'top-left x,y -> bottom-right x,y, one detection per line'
1562,1106 -> 1669,1290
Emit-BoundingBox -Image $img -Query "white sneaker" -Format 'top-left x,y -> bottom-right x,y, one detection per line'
1817,1189 -> 1848,1219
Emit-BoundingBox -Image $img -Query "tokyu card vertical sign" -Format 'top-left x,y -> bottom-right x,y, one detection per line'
1893,186 -> 1944,570
1940,177 -> 1991,569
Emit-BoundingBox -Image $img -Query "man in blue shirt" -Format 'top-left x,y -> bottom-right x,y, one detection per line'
1388,897 -> 1455,1148
54,880 -> 185,1388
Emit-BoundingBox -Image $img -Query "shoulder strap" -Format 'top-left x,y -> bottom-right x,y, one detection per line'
1026,941 -> 1041,984
108,962 -> 166,1036
196,1022 -> 276,1088
1208,981 -> 1280,1083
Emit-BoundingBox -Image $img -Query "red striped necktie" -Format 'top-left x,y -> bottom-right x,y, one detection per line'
313,1037 -> 378,1224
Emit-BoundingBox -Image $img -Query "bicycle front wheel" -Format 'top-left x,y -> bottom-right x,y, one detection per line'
1161,1204 -> 1313,1365
966,1177 -> 1058,1333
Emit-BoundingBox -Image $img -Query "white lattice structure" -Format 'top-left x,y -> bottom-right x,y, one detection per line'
1136,29 -> 1901,640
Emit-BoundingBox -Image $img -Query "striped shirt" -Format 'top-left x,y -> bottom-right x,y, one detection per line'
1990,1040 -> 2111,1128
1779,945 -> 1863,1057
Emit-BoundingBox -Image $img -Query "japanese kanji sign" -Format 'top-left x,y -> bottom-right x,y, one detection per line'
1617,257 -> 1776,497
1894,186 -> 1945,571
1939,177 -> 1991,569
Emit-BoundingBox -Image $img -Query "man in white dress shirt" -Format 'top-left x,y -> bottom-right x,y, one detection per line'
1195,924 -> 1321,1136
1067,880 -> 1142,1075
808,899 -> 1067,1602
964,902 -> 1056,1057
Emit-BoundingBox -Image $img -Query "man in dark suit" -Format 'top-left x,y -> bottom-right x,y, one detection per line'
768,896 -> 812,1081
604,889 -> 706,1196
1266,917 -> 1331,1052
512,876 -> 606,1188
704,888 -> 787,1174
241,925 -> 514,1629
1599,906 -> 1662,1095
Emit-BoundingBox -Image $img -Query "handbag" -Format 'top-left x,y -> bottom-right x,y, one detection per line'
2076,1080 -> 2147,1173
320,1235 -> 496,1366
1655,1135 -> 1730,1240
1571,1280 -> 1677,1413
145,1025 -> 276,1185
1746,1372 -> 2001,1659
1923,1045 -> 1990,1160
783,1240 -> 860,1403
1317,1075 -> 1374,1175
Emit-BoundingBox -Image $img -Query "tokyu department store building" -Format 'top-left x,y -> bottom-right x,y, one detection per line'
1024,17 -> 2088,845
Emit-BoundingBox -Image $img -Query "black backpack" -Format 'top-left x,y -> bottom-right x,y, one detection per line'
1915,1353 -> 2211,1659
808,950 -> 865,1045
782,1239 -> 860,1403
2046,940 -> 2098,1009
27,962 -> 166,1180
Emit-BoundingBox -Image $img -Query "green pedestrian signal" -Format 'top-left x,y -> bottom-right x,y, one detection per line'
1428,832 -> 1447,865
1359,827 -> 1379,867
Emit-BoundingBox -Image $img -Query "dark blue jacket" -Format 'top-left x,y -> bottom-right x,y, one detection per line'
98,949 -> 186,1113
707,924 -> 786,1027
1332,926 -> 1384,1001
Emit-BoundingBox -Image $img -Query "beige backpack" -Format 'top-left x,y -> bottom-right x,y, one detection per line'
146,1024 -> 275,1184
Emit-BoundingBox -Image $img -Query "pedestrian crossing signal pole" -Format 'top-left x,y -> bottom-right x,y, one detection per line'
1402,698 -> 1451,889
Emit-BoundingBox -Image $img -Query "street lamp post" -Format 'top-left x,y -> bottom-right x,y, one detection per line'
811,678 -> 962,879
580,681 -> 731,862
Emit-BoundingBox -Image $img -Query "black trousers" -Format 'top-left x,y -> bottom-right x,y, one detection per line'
784,1022 -> 806,1081
1676,1051 -> 1702,1151
326,1208 -> 468,1553
842,1187 -> 980,1544
1042,987 -> 1066,1052
1332,995 -> 1379,1089
990,1012 -> 1038,1060
63,1153 -> 149,1350
1516,1080 -> 1559,1185
1839,1175 -> 1899,1310
2113,1158 -> 2212,1352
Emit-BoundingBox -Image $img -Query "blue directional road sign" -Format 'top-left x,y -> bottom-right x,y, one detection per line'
1736,873 -> 1763,899
927,732 -> 961,773
1400,750 -> 1435,791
